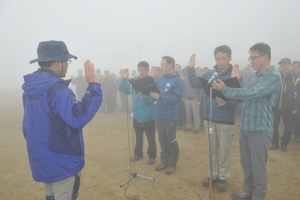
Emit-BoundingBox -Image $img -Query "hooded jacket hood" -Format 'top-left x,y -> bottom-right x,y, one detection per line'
22,68 -> 70,99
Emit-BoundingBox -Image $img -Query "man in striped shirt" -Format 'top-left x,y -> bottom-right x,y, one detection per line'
212,43 -> 281,200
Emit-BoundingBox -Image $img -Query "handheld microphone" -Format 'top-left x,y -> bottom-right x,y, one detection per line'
207,72 -> 218,84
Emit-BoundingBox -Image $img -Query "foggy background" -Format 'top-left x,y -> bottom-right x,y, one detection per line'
1,0 -> 300,90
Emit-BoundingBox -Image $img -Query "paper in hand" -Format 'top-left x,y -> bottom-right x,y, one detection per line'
129,76 -> 160,96
199,77 -> 241,101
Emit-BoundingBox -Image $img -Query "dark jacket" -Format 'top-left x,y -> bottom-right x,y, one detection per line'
22,68 -> 102,182
274,70 -> 295,111
188,64 -> 240,124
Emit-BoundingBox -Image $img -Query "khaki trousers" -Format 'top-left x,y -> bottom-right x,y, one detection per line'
44,172 -> 81,200
204,121 -> 234,180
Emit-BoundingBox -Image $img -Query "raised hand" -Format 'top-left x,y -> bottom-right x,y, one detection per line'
188,54 -> 196,68
231,63 -> 242,79
122,68 -> 130,79
84,60 -> 100,84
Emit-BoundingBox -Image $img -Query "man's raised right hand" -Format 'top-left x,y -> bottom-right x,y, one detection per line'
84,60 -> 100,84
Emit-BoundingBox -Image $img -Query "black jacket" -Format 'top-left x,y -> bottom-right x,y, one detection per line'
274,70 -> 295,110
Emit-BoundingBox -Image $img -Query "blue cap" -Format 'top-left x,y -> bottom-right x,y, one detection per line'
30,40 -> 77,64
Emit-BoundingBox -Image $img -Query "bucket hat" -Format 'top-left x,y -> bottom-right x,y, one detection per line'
30,40 -> 77,64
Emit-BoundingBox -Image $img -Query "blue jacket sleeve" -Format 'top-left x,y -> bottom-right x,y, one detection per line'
50,82 -> 102,129
118,78 -> 130,95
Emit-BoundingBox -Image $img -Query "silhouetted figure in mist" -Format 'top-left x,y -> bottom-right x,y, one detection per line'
118,69 -> 129,112
102,70 -> 115,113
71,69 -> 88,100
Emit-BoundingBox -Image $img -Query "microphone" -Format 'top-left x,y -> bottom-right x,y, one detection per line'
207,72 -> 218,84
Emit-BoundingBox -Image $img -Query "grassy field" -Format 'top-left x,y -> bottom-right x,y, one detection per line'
1,89 -> 300,200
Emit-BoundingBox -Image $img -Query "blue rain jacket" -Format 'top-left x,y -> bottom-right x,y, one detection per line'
22,68 -> 102,182
154,72 -> 184,121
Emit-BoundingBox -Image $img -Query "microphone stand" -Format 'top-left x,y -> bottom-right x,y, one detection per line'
198,83 -> 215,200
120,81 -> 154,188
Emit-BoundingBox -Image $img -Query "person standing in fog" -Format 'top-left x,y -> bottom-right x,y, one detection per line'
119,61 -> 157,165
150,56 -> 184,175
102,70 -> 115,113
212,43 -> 281,200
188,45 -> 240,191
269,58 -> 294,151
22,40 -> 102,200
71,69 -> 88,100
291,61 -> 300,143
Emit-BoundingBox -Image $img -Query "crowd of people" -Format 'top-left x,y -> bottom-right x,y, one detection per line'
22,40 -> 300,200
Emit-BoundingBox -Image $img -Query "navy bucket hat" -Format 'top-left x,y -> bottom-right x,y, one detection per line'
29,40 -> 77,64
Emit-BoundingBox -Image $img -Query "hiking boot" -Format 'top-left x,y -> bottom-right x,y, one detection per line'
165,166 -> 176,175
202,177 -> 219,187
281,145 -> 288,152
218,179 -> 227,191
230,190 -> 252,200
269,144 -> 279,150
148,158 -> 155,165
130,155 -> 143,162
155,163 -> 168,171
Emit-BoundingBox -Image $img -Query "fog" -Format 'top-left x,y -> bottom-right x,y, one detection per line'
1,0 -> 300,90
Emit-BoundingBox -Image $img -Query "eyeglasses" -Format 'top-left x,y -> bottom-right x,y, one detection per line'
248,54 -> 266,61
138,68 -> 148,72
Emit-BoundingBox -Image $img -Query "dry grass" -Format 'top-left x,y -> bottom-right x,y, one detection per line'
1,89 -> 300,200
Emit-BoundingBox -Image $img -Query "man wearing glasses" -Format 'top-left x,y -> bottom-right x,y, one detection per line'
269,58 -> 295,152
22,40 -> 102,200
212,43 -> 281,200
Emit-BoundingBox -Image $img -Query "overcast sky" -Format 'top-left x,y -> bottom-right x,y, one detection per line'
1,0 -> 300,89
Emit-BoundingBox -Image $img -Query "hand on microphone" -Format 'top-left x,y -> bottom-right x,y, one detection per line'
212,79 -> 225,91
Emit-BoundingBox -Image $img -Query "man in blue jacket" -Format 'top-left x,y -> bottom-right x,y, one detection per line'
22,40 -> 102,200
119,61 -> 157,165
150,56 -> 184,175
188,45 -> 240,191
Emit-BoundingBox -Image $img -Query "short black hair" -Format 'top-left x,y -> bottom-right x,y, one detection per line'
38,61 -> 54,68
249,43 -> 271,61
214,45 -> 232,57
137,61 -> 149,69
162,56 -> 175,68
292,61 -> 300,67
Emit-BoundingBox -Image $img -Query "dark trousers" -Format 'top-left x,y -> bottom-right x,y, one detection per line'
293,113 -> 300,138
272,108 -> 293,146
177,101 -> 186,127
104,94 -> 114,113
133,120 -> 157,158
155,117 -> 179,167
